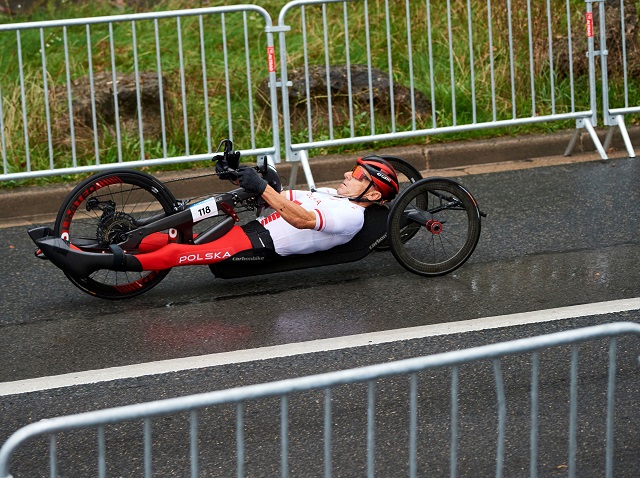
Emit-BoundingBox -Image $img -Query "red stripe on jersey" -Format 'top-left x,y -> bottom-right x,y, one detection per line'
315,209 -> 324,231
260,211 -> 281,225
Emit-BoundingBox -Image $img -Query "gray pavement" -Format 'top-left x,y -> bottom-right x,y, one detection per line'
1,154 -> 638,382
1,313 -> 639,477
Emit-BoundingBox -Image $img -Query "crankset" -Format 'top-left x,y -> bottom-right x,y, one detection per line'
96,209 -> 137,246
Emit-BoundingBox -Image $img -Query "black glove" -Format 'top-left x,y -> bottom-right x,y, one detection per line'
237,167 -> 268,195
214,155 -> 226,174
214,156 -> 238,182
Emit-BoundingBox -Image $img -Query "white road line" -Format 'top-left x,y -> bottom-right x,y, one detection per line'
1,297 -> 638,397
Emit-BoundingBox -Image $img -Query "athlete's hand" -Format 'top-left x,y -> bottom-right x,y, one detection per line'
214,157 -> 238,183
214,157 -> 227,175
237,167 -> 268,195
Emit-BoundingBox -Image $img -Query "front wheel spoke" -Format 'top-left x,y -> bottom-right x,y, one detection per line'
439,227 -> 467,243
418,229 -> 461,264
437,235 -> 449,258
421,230 -> 437,262
440,232 -> 462,251
425,235 -> 448,263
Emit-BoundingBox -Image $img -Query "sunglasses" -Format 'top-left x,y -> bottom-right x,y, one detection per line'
350,164 -> 372,182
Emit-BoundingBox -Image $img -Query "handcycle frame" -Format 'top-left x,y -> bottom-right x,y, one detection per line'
28,140 -> 486,299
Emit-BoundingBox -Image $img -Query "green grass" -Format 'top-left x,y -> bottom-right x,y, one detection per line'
1,0 -> 639,187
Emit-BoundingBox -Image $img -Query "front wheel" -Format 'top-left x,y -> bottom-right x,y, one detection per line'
53,169 -> 179,299
387,178 -> 482,276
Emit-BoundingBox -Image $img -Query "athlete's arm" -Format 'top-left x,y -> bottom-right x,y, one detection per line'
261,185 -> 317,229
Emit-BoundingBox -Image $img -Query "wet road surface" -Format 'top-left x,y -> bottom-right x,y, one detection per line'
1,156 -> 638,381
0,156 -> 639,477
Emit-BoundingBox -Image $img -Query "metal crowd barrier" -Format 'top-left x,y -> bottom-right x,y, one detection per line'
1,322 -> 639,477
0,5 -> 280,181
275,0 -> 637,188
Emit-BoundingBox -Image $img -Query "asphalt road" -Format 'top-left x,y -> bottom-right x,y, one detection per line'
1,156 -> 638,381
0,156 -> 639,476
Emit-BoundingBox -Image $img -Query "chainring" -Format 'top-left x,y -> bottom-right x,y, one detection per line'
96,211 -> 136,246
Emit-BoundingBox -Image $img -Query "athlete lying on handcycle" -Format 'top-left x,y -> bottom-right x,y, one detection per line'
28,140 -> 483,300
117,156 -> 399,271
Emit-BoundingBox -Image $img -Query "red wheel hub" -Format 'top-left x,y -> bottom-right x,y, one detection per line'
426,219 -> 443,234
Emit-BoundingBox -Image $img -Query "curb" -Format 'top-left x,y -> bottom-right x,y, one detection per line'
1,127 -> 638,225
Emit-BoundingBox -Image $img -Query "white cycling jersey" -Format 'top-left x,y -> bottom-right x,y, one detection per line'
260,188 -> 365,256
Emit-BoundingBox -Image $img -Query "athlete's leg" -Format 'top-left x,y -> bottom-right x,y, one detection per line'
137,231 -> 197,253
138,232 -> 171,253
136,225 -> 252,270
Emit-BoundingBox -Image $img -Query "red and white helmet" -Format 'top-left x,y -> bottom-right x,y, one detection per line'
356,155 -> 399,201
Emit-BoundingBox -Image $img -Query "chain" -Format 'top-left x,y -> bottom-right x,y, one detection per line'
161,170 -> 231,204
161,170 -> 220,185
85,170 -> 229,205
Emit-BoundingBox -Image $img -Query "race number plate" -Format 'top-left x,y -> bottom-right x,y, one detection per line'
190,197 -> 219,223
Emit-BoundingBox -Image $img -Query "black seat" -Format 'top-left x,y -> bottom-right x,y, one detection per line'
210,204 -> 389,279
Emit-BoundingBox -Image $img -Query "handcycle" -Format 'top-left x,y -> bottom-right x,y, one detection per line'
27,140 -> 486,300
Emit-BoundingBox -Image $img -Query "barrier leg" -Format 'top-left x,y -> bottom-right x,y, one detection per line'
615,116 -> 636,158
603,127 -> 615,152
285,151 -> 316,190
583,118 -> 608,159
564,129 -> 581,157
297,150 -> 316,190
602,117 -> 635,159
288,162 -> 299,189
